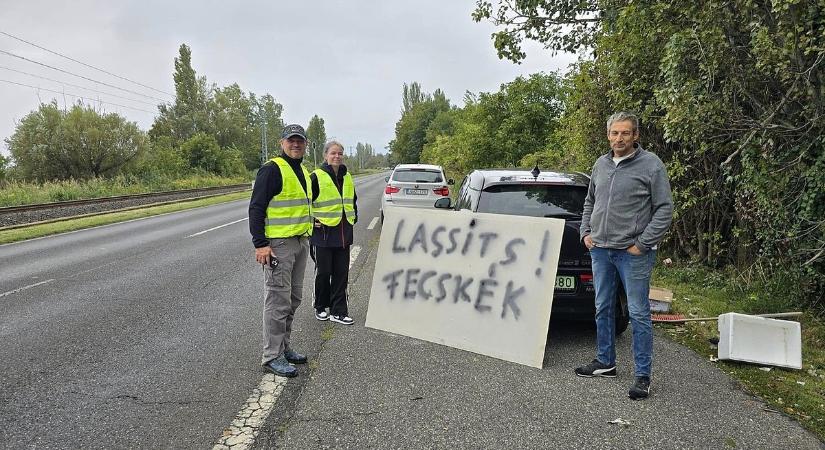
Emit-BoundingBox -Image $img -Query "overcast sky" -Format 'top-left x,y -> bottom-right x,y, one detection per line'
0,1 -> 575,157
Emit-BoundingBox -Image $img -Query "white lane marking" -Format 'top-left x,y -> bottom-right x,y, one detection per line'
213,374 -> 287,449
367,217 -> 379,230
187,218 -> 247,238
214,243 -> 362,449
0,279 -> 55,298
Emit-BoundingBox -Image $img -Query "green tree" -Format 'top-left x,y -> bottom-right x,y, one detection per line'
138,135 -> 186,177
305,115 -> 326,168
149,44 -> 286,172
150,44 -> 210,145
180,132 -> 244,176
0,153 -> 9,184
472,0 -> 606,61
254,93 -> 285,165
209,83 -> 258,169
402,82 -> 426,114
6,102 -> 147,181
421,73 -> 565,177
389,85 -> 451,164
352,142 -> 377,170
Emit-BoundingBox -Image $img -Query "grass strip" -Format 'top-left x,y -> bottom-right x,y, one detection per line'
0,191 -> 250,245
653,265 -> 825,439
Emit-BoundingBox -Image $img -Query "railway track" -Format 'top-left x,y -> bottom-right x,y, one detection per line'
0,183 -> 251,229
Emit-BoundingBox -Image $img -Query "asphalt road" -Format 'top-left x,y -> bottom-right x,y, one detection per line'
1,171 -> 822,449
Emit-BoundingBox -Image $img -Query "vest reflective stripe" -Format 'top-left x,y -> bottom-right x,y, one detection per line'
264,158 -> 313,238
265,216 -> 314,225
268,198 -> 310,208
312,211 -> 345,219
312,198 -> 344,208
311,169 -> 355,226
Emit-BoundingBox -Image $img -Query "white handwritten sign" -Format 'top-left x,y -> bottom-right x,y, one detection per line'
365,207 -> 564,368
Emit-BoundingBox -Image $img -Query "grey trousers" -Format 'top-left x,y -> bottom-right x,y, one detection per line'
262,236 -> 309,365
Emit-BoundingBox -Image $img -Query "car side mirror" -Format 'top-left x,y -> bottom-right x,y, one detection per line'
447,179 -> 455,185
384,176 -> 390,182
434,197 -> 452,209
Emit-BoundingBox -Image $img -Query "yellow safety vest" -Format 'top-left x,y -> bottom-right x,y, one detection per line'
264,157 -> 313,238
311,169 -> 355,226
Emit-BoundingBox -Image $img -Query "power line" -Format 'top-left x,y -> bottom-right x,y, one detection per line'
0,65 -> 158,107
0,30 -> 174,97
0,48 -> 169,103
0,78 -> 157,114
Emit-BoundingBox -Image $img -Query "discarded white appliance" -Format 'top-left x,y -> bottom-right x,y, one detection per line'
717,312 -> 802,369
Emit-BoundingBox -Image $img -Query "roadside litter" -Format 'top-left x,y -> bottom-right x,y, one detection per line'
651,311 -> 802,323
650,304 -> 803,370
649,287 -> 673,313
607,418 -> 631,427
718,313 -> 802,369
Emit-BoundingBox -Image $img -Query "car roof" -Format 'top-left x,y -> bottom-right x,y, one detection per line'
472,168 -> 590,186
393,164 -> 444,171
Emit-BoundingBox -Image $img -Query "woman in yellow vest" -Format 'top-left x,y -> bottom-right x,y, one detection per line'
310,140 -> 357,325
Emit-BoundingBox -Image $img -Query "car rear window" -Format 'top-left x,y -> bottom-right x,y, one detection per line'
477,184 -> 587,217
391,169 -> 443,183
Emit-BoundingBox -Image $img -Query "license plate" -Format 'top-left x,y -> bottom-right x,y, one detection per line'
405,189 -> 428,195
555,276 -> 576,291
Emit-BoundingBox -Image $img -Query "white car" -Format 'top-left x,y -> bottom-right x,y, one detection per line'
380,164 -> 453,222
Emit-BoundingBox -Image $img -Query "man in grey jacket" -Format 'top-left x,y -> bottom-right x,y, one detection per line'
575,112 -> 673,400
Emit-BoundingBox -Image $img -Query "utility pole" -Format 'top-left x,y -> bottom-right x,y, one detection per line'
311,141 -> 317,169
260,120 -> 268,165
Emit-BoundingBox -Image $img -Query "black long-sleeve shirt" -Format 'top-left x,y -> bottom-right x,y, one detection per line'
248,153 -> 308,248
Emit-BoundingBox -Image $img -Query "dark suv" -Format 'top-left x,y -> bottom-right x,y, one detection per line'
434,168 -> 628,334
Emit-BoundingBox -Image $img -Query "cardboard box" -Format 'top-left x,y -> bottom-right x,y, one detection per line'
718,313 -> 802,369
649,287 -> 673,313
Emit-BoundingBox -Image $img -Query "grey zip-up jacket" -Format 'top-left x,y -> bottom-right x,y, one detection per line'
580,145 -> 673,253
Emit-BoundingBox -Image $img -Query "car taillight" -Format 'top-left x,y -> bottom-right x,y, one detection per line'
385,185 -> 400,194
433,186 -> 449,196
580,274 -> 593,284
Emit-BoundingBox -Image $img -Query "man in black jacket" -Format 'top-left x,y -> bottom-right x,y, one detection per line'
248,124 -> 312,378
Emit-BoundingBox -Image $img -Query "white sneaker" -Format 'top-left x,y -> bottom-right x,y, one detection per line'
330,315 -> 354,325
315,310 -> 329,321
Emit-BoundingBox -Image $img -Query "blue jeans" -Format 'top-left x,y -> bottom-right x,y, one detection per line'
590,247 -> 656,377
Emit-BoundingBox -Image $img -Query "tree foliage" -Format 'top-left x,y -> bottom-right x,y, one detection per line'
4,43 -> 289,184
420,73 -> 565,178
472,0 -> 606,61
475,0 -> 825,307
149,44 -> 285,172
0,153 -> 8,183
388,85 -> 452,164
180,132 -> 245,176
402,82 -> 427,114
5,102 -> 147,181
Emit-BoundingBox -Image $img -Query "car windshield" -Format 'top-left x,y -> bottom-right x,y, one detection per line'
392,169 -> 443,183
477,184 -> 587,218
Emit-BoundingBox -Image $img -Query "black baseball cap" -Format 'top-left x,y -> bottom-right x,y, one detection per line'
281,124 -> 307,140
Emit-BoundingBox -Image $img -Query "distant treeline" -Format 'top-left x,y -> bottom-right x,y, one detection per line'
1,44 -> 387,186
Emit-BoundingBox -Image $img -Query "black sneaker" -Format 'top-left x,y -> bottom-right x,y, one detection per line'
330,315 -> 354,325
315,310 -> 329,321
628,376 -> 651,400
574,359 -> 617,378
